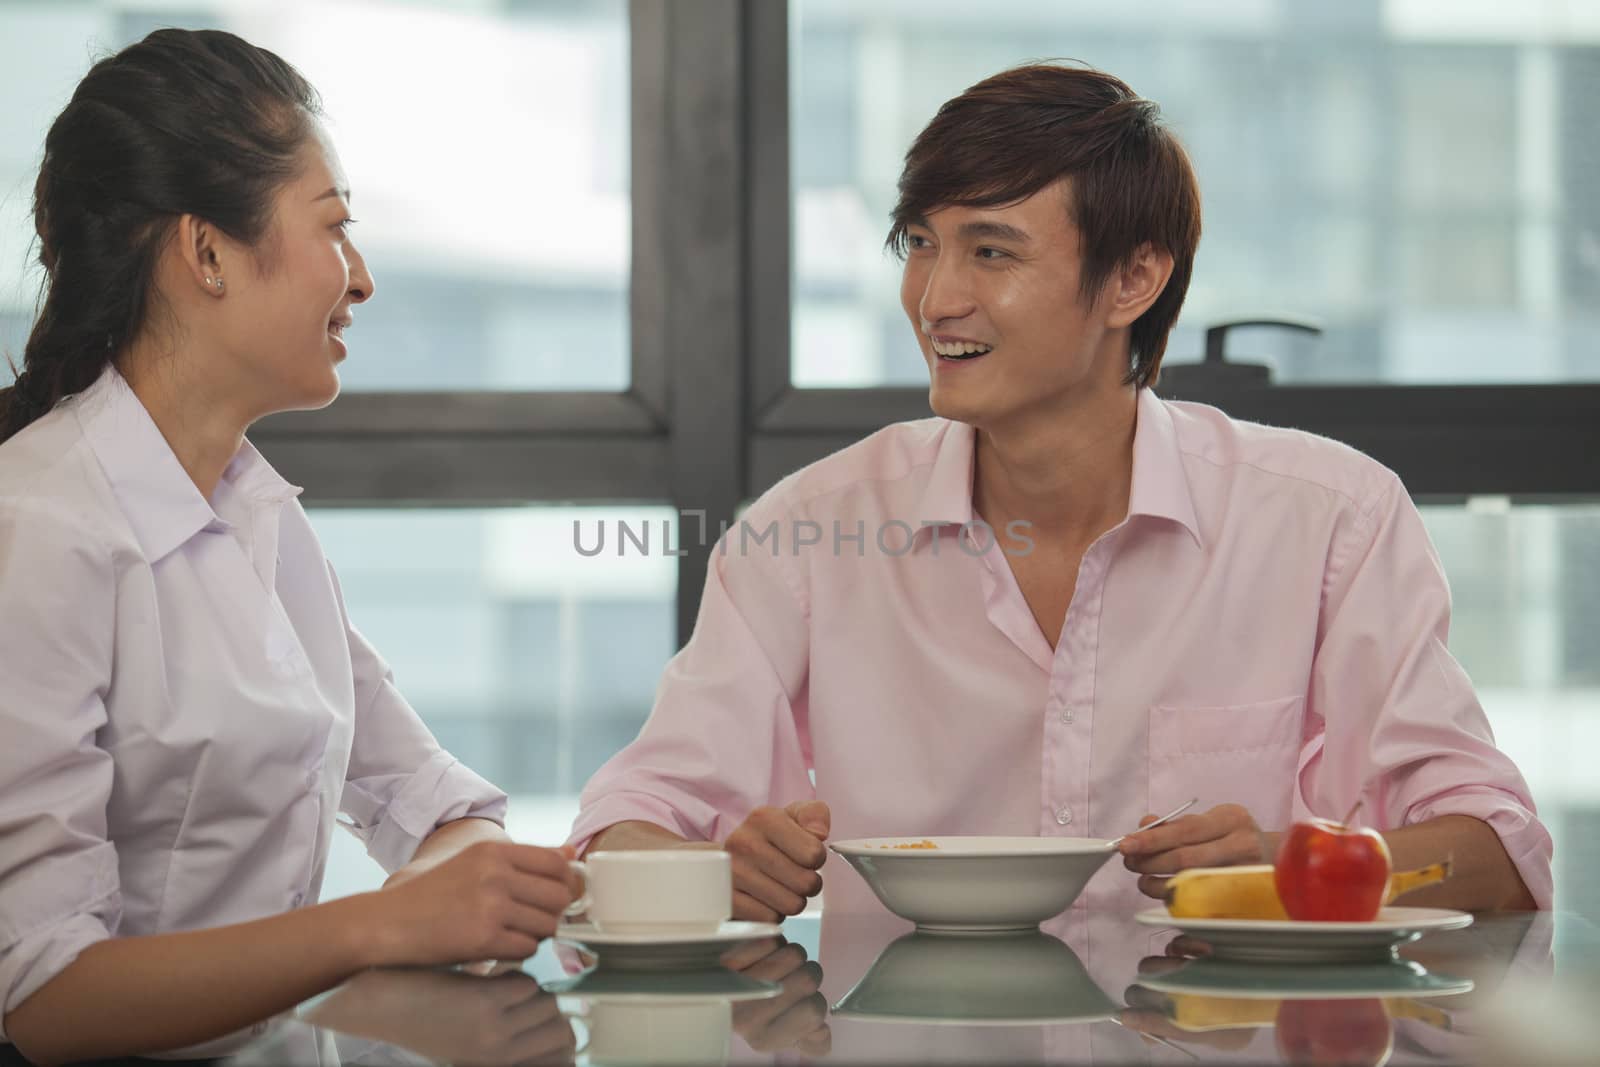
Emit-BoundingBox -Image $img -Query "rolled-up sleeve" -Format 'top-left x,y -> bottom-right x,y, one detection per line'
567,501 -> 815,853
0,503 -> 122,1037
328,565 -> 507,874
1299,471 -> 1554,908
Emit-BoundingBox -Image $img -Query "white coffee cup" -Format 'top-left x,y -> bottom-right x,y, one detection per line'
565,850 -> 732,933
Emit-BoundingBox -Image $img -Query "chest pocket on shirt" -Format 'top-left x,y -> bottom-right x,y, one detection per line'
1148,696 -> 1305,832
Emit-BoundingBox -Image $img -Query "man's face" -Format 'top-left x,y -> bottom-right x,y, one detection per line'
899,180 -> 1127,430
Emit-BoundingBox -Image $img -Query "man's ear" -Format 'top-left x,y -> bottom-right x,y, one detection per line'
1105,242 -> 1174,329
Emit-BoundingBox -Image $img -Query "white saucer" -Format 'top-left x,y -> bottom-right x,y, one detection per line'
553,921 -> 782,971
1135,906 -> 1473,963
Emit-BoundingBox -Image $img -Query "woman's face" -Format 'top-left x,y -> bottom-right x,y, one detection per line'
213,121 -> 375,415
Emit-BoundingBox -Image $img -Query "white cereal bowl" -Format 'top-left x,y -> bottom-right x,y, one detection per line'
829,836 -> 1118,933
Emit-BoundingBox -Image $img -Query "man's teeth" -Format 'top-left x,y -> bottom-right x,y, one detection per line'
931,339 -> 993,358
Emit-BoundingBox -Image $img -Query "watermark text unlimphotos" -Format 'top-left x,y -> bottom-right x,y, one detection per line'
573,512 -> 1036,559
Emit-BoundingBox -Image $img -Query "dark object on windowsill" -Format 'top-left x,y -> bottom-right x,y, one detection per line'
1159,317 -> 1324,392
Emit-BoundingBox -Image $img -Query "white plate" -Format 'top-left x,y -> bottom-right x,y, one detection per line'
542,967 -> 780,1003
553,921 -> 782,972
1134,906 -> 1474,963
829,836 -> 1117,933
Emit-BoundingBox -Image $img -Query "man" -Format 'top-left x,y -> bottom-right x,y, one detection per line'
569,64 -> 1550,919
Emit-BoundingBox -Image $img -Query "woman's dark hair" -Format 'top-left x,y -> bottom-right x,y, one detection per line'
0,28 -> 320,443
888,62 -> 1202,389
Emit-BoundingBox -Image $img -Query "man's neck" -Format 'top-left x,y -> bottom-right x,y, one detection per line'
971,384 -> 1139,547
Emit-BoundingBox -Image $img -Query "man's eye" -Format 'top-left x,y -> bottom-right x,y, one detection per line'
334,217 -> 359,235
977,247 -> 1008,260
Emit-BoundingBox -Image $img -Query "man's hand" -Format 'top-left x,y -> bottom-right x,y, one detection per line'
723,801 -> 831,923
1118,803 -> 1265,899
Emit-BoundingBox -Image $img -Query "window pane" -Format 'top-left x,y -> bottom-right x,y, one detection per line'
792,0 -> 1600,387
1421,503 -> 1600,919
0,1 -> 629,392
311,505 -> 676,899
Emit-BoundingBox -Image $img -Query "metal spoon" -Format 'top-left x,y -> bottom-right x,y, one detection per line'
1107,797 -> 1198,847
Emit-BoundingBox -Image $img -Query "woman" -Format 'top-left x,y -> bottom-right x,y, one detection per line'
0,29 -> 575,1064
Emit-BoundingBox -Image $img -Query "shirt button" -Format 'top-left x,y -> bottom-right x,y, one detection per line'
291,891 -> 304,907
1055,807 -> 1073,826
1059,706 -> 1075,725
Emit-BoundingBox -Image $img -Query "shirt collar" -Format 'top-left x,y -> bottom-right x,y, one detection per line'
914,419 -> 979,529
217,437 -> 302,512
73,365 -> 301,563
913,389 -> 1202,548
1129,387 -> 1204,548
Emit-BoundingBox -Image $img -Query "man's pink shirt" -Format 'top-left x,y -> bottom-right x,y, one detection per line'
570,389 -> 1553,909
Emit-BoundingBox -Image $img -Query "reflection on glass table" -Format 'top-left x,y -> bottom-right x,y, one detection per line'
547,971 -> 776,1067
833,929 -> 1117,1027
1117,911 -> 1593,1067
303,967 -> 578,1067
1125,955 -> 1472,1063
104,905 -> 1593,1067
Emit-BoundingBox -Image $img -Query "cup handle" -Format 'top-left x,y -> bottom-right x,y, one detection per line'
563,859 -> 590,919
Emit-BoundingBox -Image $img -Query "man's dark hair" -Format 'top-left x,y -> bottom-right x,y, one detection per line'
888,62 -> 1202,388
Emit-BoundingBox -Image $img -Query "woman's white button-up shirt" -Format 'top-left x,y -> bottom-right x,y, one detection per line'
0,366 -> 507,1033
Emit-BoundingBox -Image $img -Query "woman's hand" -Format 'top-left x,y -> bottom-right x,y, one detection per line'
382,816 -> 512,890
362,841 -> 580,968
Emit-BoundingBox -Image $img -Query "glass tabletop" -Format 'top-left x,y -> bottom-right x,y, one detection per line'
136,904 -> 1598,1067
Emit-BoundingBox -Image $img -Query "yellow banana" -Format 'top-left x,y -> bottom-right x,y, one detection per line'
1385,859 -> 1451,902
1164,860 -> 1453,920
1164,864 -> 1289,920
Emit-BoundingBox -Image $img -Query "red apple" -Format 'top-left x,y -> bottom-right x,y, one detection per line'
1275,997 -> 1393,1067
1274,816 -> 1392,922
